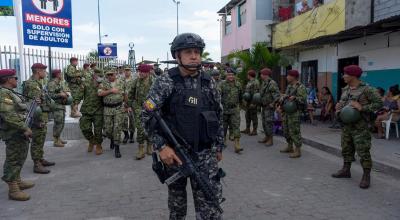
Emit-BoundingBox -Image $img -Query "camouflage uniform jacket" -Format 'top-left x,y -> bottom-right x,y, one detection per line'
260,78 -> 280,108
128,76 -> 154,109
64,65 -> 82,84
98,79 -> 126,115
47,79 -> 66,110
245,78 -> 260,109
337,82 -> 383,125
141,68 -> 225,152
284,81 -> 307,110
0,87 -> 29,140
23,77 -> 50,122
81,80 -> 103,115
82,69 -> 92,82
220,80 -> 242,114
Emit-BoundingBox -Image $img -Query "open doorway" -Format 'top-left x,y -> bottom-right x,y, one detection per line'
337,56 -> 359,99
301,60 -> 318,88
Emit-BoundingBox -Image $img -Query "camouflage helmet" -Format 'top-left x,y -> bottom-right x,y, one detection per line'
283,101 -> 297,113
243,92 -> 252,102
339,105 -> 361,124
34,106 -> 42,118
252,93 -> 262,105
65,95 -> 73,105
171,33 -> 205,59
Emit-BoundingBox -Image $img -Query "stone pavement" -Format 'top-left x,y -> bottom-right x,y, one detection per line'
300,123 -> 400,178
1,126 -> 400,219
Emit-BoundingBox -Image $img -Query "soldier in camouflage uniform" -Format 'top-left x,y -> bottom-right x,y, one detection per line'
278,70 -> 307,158
128,64 -> 154,160
80,69 -> 104,155
47,69 -> 69,148
142,33 -> 224,220
332,65 -> 383,189
241,70 -> 260,136
211,69 -> 222,92
82,63 -> 92,81
64,57 -> 83,118
24,63 -> 55,174
220,69 -> 243,153
0,69 -> 34,201
258,68 -> 280,147
98,69 -> 126,158
122,65 -> 135,144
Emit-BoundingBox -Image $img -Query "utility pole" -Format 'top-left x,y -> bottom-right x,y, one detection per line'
98,0 -> 102,43
172,0 -> 180,35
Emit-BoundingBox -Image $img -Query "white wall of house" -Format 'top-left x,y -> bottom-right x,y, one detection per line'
295,31 -> 400,72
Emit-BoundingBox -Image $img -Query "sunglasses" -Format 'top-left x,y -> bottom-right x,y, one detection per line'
8,76 -> 18,80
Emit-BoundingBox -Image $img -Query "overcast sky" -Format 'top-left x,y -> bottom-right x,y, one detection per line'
0,0 -> 226,63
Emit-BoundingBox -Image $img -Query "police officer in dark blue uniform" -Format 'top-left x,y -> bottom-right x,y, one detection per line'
142,33 -> 224,220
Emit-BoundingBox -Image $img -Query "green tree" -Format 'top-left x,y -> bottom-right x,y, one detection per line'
201,51 -> 213,62
228,42 -> 280,84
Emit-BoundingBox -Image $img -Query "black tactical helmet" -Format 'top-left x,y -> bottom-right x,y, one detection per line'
171,33 -> 205,59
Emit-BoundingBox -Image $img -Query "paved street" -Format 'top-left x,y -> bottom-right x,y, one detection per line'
0,128 -> 399,220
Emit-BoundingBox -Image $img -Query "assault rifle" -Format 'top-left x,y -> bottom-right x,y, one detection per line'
151,111 -> 224,213
25,99 -> 39,128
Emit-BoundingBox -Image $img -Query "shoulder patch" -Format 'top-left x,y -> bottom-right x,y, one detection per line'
3,97 -> 13,105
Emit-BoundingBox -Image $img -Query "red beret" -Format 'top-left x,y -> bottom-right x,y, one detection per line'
288,70 -> 299,78
52,69 -> 62,77
247,70 -> 256,77
138,64 -> 152,73
260,68 -> 272,76
0,69 -> 17,78
70,57 -> 78,62
344,65 -> 363,78
31,63 -> 47,69
83,63 -> 90,68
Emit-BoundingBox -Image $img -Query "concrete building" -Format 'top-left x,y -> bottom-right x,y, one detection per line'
218,0 -> 274,62
272,0 -> 400,99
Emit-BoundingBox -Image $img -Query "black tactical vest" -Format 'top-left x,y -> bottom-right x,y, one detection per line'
163,68 -> 219,152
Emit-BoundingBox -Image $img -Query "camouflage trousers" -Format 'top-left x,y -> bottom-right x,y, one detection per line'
223,108 -> 240,139
68,84 -> 83,105
134,107 -> 149,144
2,134 -> 29,182
103,107 -> 124,145
282,111 -> 302,148
122,111 -> 135,133
52,109 -> 65,138
79,113 -> 103,145
261,107 -> 274,136
31,112 -> 48,161
341,121 -> 372,169
245,108 -> 258,130
167,149 -> 222,220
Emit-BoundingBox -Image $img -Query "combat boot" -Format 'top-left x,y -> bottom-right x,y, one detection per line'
129,132 -> 135,143
289,147 -> 301,158
234,138 -> 243,153
123,131 -> 129,144
265,136 -> 273,147
53,137 -> 65,148
146,143 -> 153,155
241,128 -> 250,134
7,181 -> 30,201
331,162 -> 352,178
135,144 -> 145,160
249,129 -> 258,136
88,142 -> 94,153
40,159 -> 55,167
114,144 -> 121,158
33,161 -> 50,174
95,144 -> 103,155
258,136 -> 268,143
17,178 -> 35,190
280,145 -> 294,153
359,168 -> 371,189
59,138 -> 67,144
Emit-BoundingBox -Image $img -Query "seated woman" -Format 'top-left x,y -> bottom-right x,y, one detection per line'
319,87 -> 335,122
375,85 -> 400,139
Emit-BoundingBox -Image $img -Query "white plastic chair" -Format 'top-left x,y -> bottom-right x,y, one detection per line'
382,113 -> 399,139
